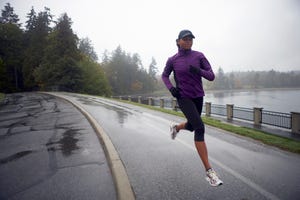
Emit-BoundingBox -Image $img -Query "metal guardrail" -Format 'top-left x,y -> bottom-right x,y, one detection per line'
207,104 -> 292,130
233,106 -> 253,122
211,104 -> 226,116
262,110 -> 291,129
113,96 -> 299,133
208,104 -> 292,129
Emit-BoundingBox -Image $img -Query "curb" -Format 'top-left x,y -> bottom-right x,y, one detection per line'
44,92 -> 135,200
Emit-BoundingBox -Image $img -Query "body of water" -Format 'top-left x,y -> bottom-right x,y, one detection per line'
204,88 -> 300,113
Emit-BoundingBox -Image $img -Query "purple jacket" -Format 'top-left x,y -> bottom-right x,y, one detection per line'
162,48 -> 215,98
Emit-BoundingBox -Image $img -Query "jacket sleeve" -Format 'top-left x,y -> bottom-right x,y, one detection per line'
161,58 -> 174,90
199,57 -> 215,81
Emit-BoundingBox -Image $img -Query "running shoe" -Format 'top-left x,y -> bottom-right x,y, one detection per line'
206,168 -> 223,187
170,124 -> 178,139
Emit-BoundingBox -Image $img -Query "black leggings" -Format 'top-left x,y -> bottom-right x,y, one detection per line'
177,97 -> 205,141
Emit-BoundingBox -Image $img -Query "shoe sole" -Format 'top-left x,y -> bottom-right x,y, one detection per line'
170,125 -> 177,139
205,177 -> 223,187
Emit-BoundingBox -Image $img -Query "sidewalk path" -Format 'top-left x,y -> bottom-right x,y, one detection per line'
0,92 -> 116,200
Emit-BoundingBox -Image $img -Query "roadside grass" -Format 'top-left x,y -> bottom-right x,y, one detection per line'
0,93 -> 5,103
116,99 -> 300,154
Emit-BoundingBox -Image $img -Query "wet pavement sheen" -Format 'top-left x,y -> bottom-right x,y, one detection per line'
0,92 -> 116,200
64,93 -> 300,200
2,92 -> 300,200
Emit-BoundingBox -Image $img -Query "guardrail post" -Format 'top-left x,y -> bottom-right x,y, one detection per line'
254,107 -> 263,126
148,97 -> 153,106
138,96 -> 141,104
227,104 -> 233,120
205,102 -> 211,117
291,112 -> 300,134
119,96 -> 122,100
160,99 -> 164,108
172,98 -> 177,111
128,96 -> 131,102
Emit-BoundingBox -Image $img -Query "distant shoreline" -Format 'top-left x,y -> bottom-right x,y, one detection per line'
205,87 -> 300,94
121,87 -> 300,98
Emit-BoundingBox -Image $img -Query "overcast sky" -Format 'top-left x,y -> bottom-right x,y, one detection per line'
1,0 -> 300,73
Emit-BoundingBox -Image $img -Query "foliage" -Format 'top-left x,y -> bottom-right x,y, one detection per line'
79,37 -> 98,61
0,3 -> 20,26
0,93 -> 4,102
201,117 -> 300,153
1,3 -> 154,96
0,3 -> 23,92
34,13 -> 83,92
0,22 -> 23,92
148,57 -> 158,92
78,56 -> 111,96
203,67 -> 300,90
0,3 -> 157,95
23,7 -> 54,90
103,46 -> 158,95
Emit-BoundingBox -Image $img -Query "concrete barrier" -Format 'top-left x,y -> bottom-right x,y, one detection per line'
291,112 -> 300,134
254,107 -> 263,126
205,102 -> 211,117
172,99 -> 177,111
160,99 -> 164,108
227,104 -> 234,121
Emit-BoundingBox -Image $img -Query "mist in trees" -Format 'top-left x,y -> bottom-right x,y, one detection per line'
1,3 -> 298,96
204,67 -> 300,90
102,46 -> 158,95
0,3 -> 158,96
79,37 -> 98,62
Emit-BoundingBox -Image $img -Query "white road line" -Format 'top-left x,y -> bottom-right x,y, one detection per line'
87,96 -> 281,200
175,138 -> 281,200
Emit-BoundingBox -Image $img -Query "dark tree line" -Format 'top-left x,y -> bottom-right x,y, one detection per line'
102,46 -> 158,95
0,3 -> 158,96
155,67 -> 300,94
204,67 -> 300,90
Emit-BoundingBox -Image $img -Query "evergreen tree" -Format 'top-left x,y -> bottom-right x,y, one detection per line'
34,13 -> 82,91
228,72 -> 235,89
23,7 -> 53,90
25,7 -> 36,31
103,46 -> 158,95
0,3 -> 23,92
102,50 -> 110,64
148,57 -> 158,92
79,37 -> 98,61
78,56 -> 111,96
0,3 -> 20,26
213,67 -> 229,90
148,57 -> 157,80
103,46 -> 130,94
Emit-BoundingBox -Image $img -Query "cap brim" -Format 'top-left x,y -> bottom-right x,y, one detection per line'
181,33 -> 195,39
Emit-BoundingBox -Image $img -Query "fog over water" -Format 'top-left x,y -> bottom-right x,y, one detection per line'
204,89 -> 300,113
2,0 -> 300,73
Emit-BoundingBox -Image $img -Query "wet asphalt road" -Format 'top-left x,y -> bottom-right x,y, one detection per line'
0,93 -> 116,200
1,92 -> 300,200
60,92 -> 300,200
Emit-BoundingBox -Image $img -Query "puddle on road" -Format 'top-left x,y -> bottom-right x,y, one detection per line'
75,96 -> 133,125
58,129 -> 80,156
46,129 -> 81,157
0,150 -> 33,165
